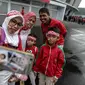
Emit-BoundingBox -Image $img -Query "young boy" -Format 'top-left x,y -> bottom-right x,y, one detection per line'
25,33 -> 38,85
33,27 -> 65,85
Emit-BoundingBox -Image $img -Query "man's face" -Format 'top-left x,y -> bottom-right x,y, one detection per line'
39,12 -> 50,24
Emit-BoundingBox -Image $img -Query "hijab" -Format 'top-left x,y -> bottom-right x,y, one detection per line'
2,10 -> 24,46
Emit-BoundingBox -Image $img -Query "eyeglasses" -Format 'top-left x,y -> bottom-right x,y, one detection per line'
10,19 -> 23,27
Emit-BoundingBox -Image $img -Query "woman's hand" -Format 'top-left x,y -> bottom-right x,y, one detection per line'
8,76 -> 19,82
15,73 -> 28,81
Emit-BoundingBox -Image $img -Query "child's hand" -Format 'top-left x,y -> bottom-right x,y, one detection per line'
34,71 -> 37,76
8,76 -> 19,82
52,76 -> 58,83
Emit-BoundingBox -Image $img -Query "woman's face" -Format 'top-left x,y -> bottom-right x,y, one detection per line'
8,17 -> 23,34
24,16 -> 36,30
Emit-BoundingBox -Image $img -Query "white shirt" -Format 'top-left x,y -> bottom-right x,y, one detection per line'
20,29 -> 31,49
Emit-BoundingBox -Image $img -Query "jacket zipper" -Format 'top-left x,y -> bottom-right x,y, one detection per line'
45,46 -> 51,75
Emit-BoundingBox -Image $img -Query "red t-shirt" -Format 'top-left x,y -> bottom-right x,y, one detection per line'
25,46 -> 38,59
41,18 -> 67,45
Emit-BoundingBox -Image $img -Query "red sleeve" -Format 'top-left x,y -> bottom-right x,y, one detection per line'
55,49 -> 65,78
33,46 -> 43,72
56,21 -> 67,37
35,47 -> 38,59
41,23 -> 43,33
17,35 -> 22,51
18,27 -> 23,35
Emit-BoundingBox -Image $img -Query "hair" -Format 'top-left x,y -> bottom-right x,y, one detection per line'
48,27 -> 60,34
39,7 -> 50,16
25,33 -> 37,48
28,33 -> 37,39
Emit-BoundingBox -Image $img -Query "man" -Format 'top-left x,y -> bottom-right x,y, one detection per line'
39,7 -> 67,48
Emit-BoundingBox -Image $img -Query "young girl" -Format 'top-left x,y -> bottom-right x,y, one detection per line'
25,33 -> 38,85
33,27 -> 65,85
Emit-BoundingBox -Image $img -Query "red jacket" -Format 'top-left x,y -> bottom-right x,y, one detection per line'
33,43 -> 65,78
41,18 -> 67,45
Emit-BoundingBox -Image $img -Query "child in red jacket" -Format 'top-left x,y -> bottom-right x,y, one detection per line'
25,33 -> 38,85
33,27 -> 65,85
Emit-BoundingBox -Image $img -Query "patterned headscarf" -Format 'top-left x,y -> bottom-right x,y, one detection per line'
22,12 -> 36,30
2,10 -> 24,46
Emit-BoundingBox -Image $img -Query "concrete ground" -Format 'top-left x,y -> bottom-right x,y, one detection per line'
63,21 -> 85,77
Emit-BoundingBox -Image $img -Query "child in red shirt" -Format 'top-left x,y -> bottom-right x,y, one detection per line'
25,33 -> 38,85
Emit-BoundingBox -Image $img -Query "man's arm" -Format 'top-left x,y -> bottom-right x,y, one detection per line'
56,21 -> 67,38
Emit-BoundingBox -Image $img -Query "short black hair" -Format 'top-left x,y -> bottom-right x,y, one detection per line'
39,7 -> 50,16
48,27 -> 60,34
28,33 -> 37,39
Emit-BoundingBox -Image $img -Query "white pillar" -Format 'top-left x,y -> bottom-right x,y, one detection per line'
8,0 -> 11,12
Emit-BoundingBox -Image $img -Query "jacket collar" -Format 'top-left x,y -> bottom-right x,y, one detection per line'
45,41 -> 58,48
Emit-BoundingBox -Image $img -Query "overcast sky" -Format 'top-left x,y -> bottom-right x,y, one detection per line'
78,0 -> 85,8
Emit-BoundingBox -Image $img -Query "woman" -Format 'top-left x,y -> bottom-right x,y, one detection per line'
2,10 -> 24,50
19,12 -> 36,50
0,10 -> 25,85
